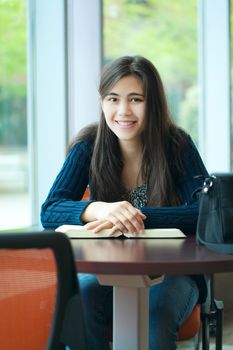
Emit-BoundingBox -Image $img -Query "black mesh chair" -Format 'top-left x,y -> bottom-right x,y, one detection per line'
0,230 -> 87,350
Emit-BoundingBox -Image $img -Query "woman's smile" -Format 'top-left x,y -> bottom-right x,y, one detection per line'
115,120 -> 137,128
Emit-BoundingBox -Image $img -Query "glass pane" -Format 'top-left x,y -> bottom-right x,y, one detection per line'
0,0 -> 29,229
103,0 -> 198,144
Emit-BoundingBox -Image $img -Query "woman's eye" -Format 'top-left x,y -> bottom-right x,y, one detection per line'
131,97 -> 143,103
108,97 -> 117,102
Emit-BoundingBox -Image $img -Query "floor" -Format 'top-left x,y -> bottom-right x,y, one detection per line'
109,307 -> 233,350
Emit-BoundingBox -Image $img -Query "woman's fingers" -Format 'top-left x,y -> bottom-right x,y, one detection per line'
84,220 -> 113,232
84,220 -> 112,232
136,208 -> 147,219
91,201 -> 146,234
108,213 -> 140,234
110,218 -> 127,233
124,207 -> 145,233
116,202 -> 146,234
107,225 -> 124,237
84,220 -> 122,236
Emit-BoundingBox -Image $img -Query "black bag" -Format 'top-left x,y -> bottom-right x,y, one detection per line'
196,173 -> 233,254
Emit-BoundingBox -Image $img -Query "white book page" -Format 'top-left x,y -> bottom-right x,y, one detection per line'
55,225 -> 186,239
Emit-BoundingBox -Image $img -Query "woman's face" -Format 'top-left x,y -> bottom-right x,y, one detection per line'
101,75 -> 146,146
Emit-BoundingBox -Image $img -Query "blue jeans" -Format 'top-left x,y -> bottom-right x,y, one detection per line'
78,273 -> 199,350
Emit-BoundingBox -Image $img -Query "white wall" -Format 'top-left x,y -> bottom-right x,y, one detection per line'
198,0 -> 231,173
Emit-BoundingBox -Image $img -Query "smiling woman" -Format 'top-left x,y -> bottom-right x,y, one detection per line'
41,55 -> 208,350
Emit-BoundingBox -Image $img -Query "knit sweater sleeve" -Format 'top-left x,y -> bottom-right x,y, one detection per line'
141,136 -> 208,234
40,141 -> 93,228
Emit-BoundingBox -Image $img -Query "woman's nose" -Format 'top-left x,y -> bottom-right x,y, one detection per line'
118,101 -> 131,116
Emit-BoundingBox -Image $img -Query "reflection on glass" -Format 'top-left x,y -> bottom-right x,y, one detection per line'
103,0 -> 198,143
0,0 -> 29,229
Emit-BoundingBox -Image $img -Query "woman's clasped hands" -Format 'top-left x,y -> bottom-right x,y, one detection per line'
83,201 -> 146,236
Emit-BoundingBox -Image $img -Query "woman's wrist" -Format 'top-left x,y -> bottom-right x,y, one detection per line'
81,201 -> 105,223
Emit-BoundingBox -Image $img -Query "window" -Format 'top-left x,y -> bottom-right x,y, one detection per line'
231,0 -> 233,170
0,0 -> 29,229
103,0 -> 198,143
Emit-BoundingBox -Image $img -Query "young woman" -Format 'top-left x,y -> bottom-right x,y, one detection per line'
41,56 -> 208,349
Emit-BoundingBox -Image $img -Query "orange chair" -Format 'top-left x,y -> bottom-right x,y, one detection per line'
0,230 -> 87,350
177,304 -> 201,342
82,187 -> 91,201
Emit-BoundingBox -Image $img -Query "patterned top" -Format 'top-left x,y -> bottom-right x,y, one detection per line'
124,184 -> 147,209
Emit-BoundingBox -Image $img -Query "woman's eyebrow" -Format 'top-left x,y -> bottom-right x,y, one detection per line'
128,92 -> 144,97
106,92 -> 119,96
106,92 -> 144,97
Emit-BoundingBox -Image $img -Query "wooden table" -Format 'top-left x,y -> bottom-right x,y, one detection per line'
71,236 -> 233,350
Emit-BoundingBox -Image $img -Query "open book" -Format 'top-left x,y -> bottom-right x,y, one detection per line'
55,225 -> 186,239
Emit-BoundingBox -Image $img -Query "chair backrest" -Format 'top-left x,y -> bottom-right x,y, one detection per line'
0,230 -> 87,350
82,187 -> 91,201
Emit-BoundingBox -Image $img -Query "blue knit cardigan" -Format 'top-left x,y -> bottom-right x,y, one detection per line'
41,136 -> 208,233
40,135 -> 208,303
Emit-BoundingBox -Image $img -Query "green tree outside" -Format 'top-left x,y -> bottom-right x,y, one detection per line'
0,0 -> 199,146
0,0 -> 27,147
103,0 -> 198,143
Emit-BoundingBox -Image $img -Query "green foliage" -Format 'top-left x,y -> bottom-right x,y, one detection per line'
103,0 -> 197,84
0,0 -> 27,146
0,0 -> 201,147
0,0 -> 27,81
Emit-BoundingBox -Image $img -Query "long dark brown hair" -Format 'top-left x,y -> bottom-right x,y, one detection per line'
74,56 -> 188,206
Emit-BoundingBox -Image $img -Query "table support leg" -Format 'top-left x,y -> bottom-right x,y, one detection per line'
113,286 -> 149,350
